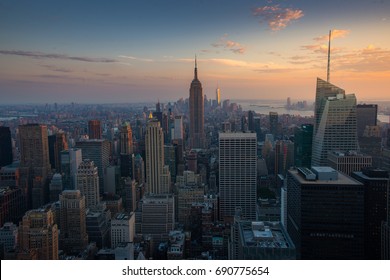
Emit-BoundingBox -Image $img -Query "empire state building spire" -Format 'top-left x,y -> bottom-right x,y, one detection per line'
194,54 -> 198,80
189,55 -> 205,149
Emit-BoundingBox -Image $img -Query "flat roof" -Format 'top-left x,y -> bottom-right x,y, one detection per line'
239,221 -> 294,249
289,169 -> 362,186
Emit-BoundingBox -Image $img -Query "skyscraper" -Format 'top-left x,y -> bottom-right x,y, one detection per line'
48,132 -> 68,172
59,190 -> 88,254
140,194 -> 175,256
60,148 -> 82,190
351,168 -> 389,259
189,57 -> 205,149
356,104 -> 377,138
216,85 -> 221,107
269,112 -> 278,137
287,167 -> 364,259
111,212 -> 135,249
311,78 -> 358,166
88,120 -> 102,140
294,124 -> 313,168
19,124 -> 51,209
75,139 -> 110,194
219,132 -> 257,221
18,206 -> 59,260
0,127 -> 13,168
173,115 -> 183,140
145,118 -> 168,194
76,159 -> 100,209
120,122 -> 133,155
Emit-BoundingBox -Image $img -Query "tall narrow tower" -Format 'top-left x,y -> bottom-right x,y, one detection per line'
145,119 -> 166,194
189,56 -> 205,149
219,132 -> 257,221
120,122 -> 133,155
19,124 -> 51,209
88,120 -> 102,140
216,85 -> 221,107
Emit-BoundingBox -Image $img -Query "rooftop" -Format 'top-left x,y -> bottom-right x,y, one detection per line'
239,221 -> 294,249
289,168 -> 362,186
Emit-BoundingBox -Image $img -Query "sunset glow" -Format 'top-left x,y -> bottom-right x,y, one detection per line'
1,0 -> 389,103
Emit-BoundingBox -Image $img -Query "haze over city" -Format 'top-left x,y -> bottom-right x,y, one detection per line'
1,0 -> 389,104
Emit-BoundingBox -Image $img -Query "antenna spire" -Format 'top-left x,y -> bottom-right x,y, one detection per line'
327,30 -> 332,83
194,54 -> 198,79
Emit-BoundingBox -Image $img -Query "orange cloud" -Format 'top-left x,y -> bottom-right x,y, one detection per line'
335,45 -> 390,72
252,5 -> 304,31
211,35 -> 246,54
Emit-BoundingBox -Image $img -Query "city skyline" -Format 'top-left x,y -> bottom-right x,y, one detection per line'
1,0 -> 389,104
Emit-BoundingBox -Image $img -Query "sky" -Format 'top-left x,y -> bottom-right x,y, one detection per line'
0,0 -> 389,104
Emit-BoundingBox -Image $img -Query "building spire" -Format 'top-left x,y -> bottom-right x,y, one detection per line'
327,30 -> 332,83
194,54 -> 198,80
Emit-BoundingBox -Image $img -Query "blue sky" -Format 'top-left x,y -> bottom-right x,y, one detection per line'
1,0 -> 389,103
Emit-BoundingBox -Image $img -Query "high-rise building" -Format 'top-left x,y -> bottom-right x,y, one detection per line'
59,190 -> 88,254
219,132 -> 257,221
269,112 -> 278,137
75,139 -> 110,193
18,206 -> 59,260
356,104 -> 377,138
145,119 -> 168,194
216,85 -> 221,107
0,186 -> 25,227
140,194 -> 175,255
328,151 -> 372,176
351,168 -> 389,259
49,173 -> 63,202
120,123 -> 133,155
248,111 -> 255,132
60,148 -> 82,190
312,78 -> 358,166
86,203 -> 111,249
76,159 -> 100,209
134,154 -> 145,185
120,153 -> 134,178
275,140 -> 294,177
231,219 -> 296,260
19,124 -> 51,209
189,57 -> 205,149
111,212 -> 135,249
294,124 -> 313,168
0,127 -> 13,168
48,132 -> 68,172
173,115 -> 183,140
88,120 -> 102,140
0,222 -> 18,253
382,173 -> 390,259
287,167 -> 364,259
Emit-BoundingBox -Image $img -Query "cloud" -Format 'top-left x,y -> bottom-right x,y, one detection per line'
252,5 -> 304,31
211,34 -> 246,54
118,55 -> 154,62
335,45 -> 390,72
0,50 -> 117,63
313,29 -> 350,41
40,64 -> 72,73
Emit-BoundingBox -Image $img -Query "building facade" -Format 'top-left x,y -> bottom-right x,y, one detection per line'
189,58 -> 205,149
59,190 -> 88,254
76,159 -> 100,209
219,132 -> 257,221
312,78 -> 359,166
287,167 -> 364,259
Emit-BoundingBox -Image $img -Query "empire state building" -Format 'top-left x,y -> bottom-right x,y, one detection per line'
189,57 -> 205,149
